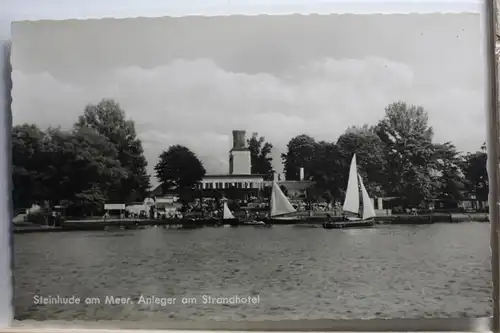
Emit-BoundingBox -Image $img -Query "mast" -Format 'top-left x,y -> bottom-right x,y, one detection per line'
305,186 -> 313,217
268,193 -> 272,219
199,184 -> 204,219
268,171 -> 275,218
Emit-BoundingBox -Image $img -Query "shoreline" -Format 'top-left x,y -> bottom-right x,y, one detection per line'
13,212 -> 490,234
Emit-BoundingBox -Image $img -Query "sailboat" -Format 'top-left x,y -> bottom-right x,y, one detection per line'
220,201 -> 240,227
260,178 -> 301,225
323,154 -> 376,229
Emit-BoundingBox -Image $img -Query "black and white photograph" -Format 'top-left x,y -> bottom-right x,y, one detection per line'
10,11 -> 491,323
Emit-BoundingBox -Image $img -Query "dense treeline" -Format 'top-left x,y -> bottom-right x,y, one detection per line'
13,98 -> 488,214
13,98 -> 278,214
281,101 -> 488,206
12,99 -> 150,214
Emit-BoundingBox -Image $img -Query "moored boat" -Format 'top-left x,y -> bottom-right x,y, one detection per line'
242,220 -> 273,228
323,218 -> 375,229
323,154 -> 376,229
219,201 -> 240,227
258,177 -> 298,225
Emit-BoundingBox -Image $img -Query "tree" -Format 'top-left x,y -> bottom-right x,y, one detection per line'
432,142 -> 465,202
155,145 -> 206,192
336,126 -> 387,197
12,99 -> 153,215
308,141 -> 344,201
12,124 -> 48,209
463,144 -> 488,205
281,134 -> 317,180
12,122 -> 128,215
247,132 -> 274,180
44,127 -> 126,215
75,99 -> 150,202
375,101 -> 439,206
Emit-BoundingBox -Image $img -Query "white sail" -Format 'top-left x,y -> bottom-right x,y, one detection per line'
358,173 -> 376,220
222,202 -> 235,219
270,181 -> 296,217
343,154 -> 360,214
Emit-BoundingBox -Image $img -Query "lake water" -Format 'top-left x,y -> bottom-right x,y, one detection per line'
13,223 -> 492,321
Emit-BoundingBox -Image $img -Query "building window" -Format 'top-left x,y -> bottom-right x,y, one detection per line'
244,182 -> 248,189
207,183 -> 213,189
237,182 -> 242,189
225,183 -> 230,189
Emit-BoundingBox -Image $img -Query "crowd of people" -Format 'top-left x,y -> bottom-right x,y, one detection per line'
100,195 -> 350,221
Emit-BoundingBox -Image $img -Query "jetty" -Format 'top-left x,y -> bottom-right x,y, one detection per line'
14,223 -> 67,234
13,211 -> 490,234
60,217 -> 221,231
13,217 -> 219,233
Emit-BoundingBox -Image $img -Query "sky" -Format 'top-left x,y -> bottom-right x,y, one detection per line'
0,0 -> 483,22
9,10 -> 486,186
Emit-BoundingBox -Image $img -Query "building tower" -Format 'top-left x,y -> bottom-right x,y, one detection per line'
229,130 -> 251,175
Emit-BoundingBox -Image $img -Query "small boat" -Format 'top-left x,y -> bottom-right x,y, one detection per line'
260,178 -> 299,225
323,154 -> 376,229
243,220 -> 273,228
220,202 -> 240,227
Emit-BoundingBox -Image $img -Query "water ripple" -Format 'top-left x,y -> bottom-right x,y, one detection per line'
13,223 -> 492,321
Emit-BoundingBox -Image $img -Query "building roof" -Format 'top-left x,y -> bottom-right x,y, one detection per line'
203,174 -> 265,179
152,176 -> 266,195
264,180 -> 316,190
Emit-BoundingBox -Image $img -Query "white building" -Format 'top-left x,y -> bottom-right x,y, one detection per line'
200,130 -> 265,195
152,130 -> 315,200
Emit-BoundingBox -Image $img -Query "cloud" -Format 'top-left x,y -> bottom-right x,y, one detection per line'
11,56 -> 485,185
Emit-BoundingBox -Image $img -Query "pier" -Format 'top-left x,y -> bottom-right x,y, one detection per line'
13,212 -> 490,234
60,217 -> 221,231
